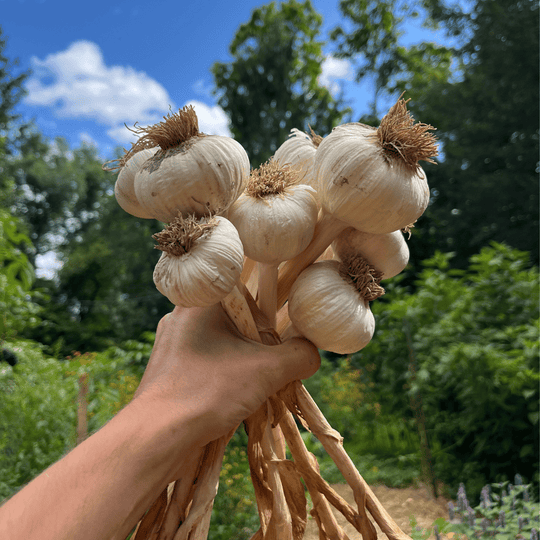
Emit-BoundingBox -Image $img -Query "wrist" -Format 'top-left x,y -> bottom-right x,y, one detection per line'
128,391 -> 219,456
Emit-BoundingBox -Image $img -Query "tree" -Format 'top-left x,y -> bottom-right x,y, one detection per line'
331,0 -> 539,266
330,0 -> 454,115
409,0 -> 539,266
0,27 -> 28,150
212,0 -> 348,167
353,243 -> 539,497
25,184 -> 170,356
10,137 -> 115,263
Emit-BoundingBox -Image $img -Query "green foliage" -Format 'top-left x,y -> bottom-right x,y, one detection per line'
212,0 -> 347,166
0,26 -> 29,178
210,430 -> 259,540
0,339 -> 148,502
11,137 -> 112,259
354,243 -> 539,499
24,175 -> 169,355
0,209 -> 41,340
410,0 -> 539,266
0,341 -> 77,501
331,0 -> 454,111
410,479 -> 540,539
332,0 -> 539,265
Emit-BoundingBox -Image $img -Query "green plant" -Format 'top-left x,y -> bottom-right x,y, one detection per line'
447,478 -> 539,539
354,243 -> 539,499
0,338 -> 149,502
409,476 -> 539,540
210,429 -> 258,540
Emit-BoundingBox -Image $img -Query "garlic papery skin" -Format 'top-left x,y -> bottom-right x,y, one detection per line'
228,160 -> 318,328
131,106 -> 249,222
114,147 -> 158,219
287,260 -> 376,354
315,98 -> 437,234
277,99 -> 437,308
228,185 -> 318,266
273,128 -> 321,192
152,215 -> 244,308
332,228 -> 409,279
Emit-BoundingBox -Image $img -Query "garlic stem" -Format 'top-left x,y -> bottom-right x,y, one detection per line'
157,448 -> 206,539
220,285 -> 262,342
276,304 -> 291,337
173,429 -> 236,540
278,407 -> 357,538
258,263 -> 279,330
276,210 -> 348,309
280,321 -> 301,341
240,257 -> 258,298
289,382 -> 412,540
260,404 -> 293,539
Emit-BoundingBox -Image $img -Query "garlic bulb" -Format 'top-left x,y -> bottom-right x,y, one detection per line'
114,147 -> 158,219
228,160 -> 318,328
227,163 -> 318,266
315,98 -> 437,234
288,259 -> 381,354
276,97 -> 437,308
152,214 -> 244,308
129,106 -> 249,222
273,128 -> 321,191
332,228 -> 409,279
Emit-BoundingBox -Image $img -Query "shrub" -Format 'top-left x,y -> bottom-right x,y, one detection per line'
410,475 -> 539,539
352,243 -> 539,499
0,338 -> 148,502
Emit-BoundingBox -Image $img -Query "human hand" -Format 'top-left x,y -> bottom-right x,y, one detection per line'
133,304 -> 320,448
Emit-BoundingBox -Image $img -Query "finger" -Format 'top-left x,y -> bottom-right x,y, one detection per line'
266,337 -> 320,394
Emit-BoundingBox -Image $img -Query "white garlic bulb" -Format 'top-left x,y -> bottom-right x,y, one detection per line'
153,215 -> 244,308
332,228 -> 409,279
273,128 -> 321,191
315,99 -> 437,234
114,147 -> 158,219
288,260 -> 378,354
228,184 -> 318,266
123,106 -> 249,222
228,160 -> 319,329
276,98 -> 437,309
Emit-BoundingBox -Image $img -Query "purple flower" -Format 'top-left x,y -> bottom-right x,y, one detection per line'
448,501 -> 455,521
481,485 -> 492,509
458,482 -> 469,513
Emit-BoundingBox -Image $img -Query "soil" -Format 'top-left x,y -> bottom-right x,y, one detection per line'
303,483 -> 453,540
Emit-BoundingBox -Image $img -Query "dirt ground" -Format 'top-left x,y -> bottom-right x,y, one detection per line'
303,483 -> 453,540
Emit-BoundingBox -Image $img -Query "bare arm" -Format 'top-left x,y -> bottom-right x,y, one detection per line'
0,304 -> 320,540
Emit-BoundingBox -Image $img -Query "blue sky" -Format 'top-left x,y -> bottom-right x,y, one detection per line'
2,0 -> 448,159
2,0 -> 450,277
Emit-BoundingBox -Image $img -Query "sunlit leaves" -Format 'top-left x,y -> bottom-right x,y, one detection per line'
212,0 -> 347,166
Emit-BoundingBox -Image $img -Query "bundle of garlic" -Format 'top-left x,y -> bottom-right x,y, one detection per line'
104,98 -> 437,540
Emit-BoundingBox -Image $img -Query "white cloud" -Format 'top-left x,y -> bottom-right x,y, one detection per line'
25,41 -> 171,143
35,251 -> 63,280
79,132 -> 98,147
192,79 -> 214,99
319,56 -> 355,95
25,41 -> 233,146
186,100 -> 231,137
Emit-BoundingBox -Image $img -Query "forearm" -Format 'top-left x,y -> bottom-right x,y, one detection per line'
0,396 -> 203,540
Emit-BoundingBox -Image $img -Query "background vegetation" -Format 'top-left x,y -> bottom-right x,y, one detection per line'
0,0 -> 538,537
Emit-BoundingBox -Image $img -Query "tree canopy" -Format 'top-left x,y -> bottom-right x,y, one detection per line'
331,0 -> 539,266
212,0 -> 347,167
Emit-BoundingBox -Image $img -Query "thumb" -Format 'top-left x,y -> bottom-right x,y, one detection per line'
264,337 -> 321,396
